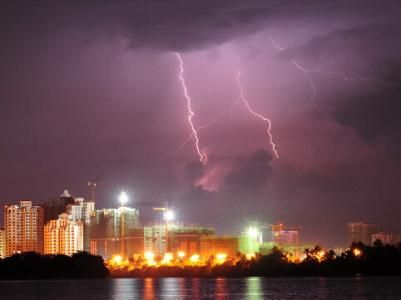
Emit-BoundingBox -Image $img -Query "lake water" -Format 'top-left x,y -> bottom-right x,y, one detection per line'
0,277 -> 400,299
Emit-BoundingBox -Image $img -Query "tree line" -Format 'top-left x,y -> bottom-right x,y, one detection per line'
1,241 -> 401,279
113,241 -> 401,277
0,251 -> 109,279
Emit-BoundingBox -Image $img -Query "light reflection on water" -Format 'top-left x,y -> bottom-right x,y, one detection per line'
246,277 -> 262,300
0,277 -> 400,299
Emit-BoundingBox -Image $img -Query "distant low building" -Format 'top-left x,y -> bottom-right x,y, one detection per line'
200,236 -> 238,258
4,200 -> 44,256
270,223 -> 300,247
44,213 -> 83,256
144,222 -> 214,257
347,222 -> 381,245
168,226 -> 214,256
371,232 -> 401,245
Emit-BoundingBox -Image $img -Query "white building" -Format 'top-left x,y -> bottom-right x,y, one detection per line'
66,197 -> 94,252
67,197 -> 94,224
4,200 -> 44,256
44,213 -> 83,256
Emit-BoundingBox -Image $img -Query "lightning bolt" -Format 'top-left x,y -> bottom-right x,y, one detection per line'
236,71 -> 279,159
175,52 -> 205,162
270,38 -> 372,100
291,59 -> 318,100
177,100 -> 240,154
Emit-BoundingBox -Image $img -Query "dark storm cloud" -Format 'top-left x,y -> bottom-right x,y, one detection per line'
278,22 -> 401,144
1,0 -> 401,246
3,0 -> 400,52
1,0 -> 276,51
223,149 -> 273,193
282,23 -> 401,78
185,160 -> 204,182
333,87 -> 401,143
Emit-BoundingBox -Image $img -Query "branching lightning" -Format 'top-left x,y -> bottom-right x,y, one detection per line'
175,52 -> 205,162
291,59 -> 318,100
236,71 -> 279,158
270,38 -> 372,100
177,100 -> 240,154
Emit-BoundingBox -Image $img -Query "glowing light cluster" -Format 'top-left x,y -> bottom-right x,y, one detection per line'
353,248 -> 362,257
118,191 -> 128,206
111,255 -> 123,266
189,254 -> 200,264
247,226 -> 259,239
163,210 -> 175,222
215,253 -> 227,264
177,251 -> 186,259
161,252 -> 174,265
144,251 -> 156,265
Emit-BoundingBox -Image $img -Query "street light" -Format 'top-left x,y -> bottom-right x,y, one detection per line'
164,210 -> 175,222
247,226 -> 259,239
118,191 -> 129,207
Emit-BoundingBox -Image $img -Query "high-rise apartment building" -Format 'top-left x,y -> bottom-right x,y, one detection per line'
4,200 -> 44,256
67,197 -> 95,224
43,190 -> 75,223
44,213 -> 83,256
90,207 -> 141,258
347,222 -> 381,245
144,223 -> 167,256
0,229 -> 5,258
66,197 -> 95,251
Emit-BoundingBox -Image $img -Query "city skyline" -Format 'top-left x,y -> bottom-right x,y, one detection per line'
1,1 -> 400,248
2,189 -> 398,254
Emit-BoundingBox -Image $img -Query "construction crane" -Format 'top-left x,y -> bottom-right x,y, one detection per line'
153,202 -> 175,222
87,175 -> 101,204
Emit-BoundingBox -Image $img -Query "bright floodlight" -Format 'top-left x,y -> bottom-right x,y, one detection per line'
118,191 -> 129,206
247,226 -> 259,239
164,210 -> 175,221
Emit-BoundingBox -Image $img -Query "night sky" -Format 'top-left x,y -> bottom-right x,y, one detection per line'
1,1 -> 400,246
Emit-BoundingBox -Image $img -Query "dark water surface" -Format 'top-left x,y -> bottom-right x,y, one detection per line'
0,277 -> 400,299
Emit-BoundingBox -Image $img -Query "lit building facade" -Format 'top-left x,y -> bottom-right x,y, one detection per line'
44,213 -> 83,256
270,223 -> 300,246
239,227 -> 263,255
200,236 -> 238,258
0,229 -> 5,258
43,190 -> 76,223
144,223 -> 167,257
144,223 -> 214,257
90,207 -> 142,258
66,197 -> 94,251
4,200 -> 44,256
371,232 -> 401,245
168,226 -> 214,256
347,222 -> 381,245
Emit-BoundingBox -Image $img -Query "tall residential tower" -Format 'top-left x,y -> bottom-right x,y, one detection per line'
4,200 -> 44,256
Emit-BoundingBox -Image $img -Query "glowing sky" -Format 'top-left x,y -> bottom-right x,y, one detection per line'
1,1 -> 400,246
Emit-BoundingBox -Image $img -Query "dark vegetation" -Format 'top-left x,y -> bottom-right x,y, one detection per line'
1,242 -> 400,279
0,251 -> 109,279
113,242 -> 401,278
